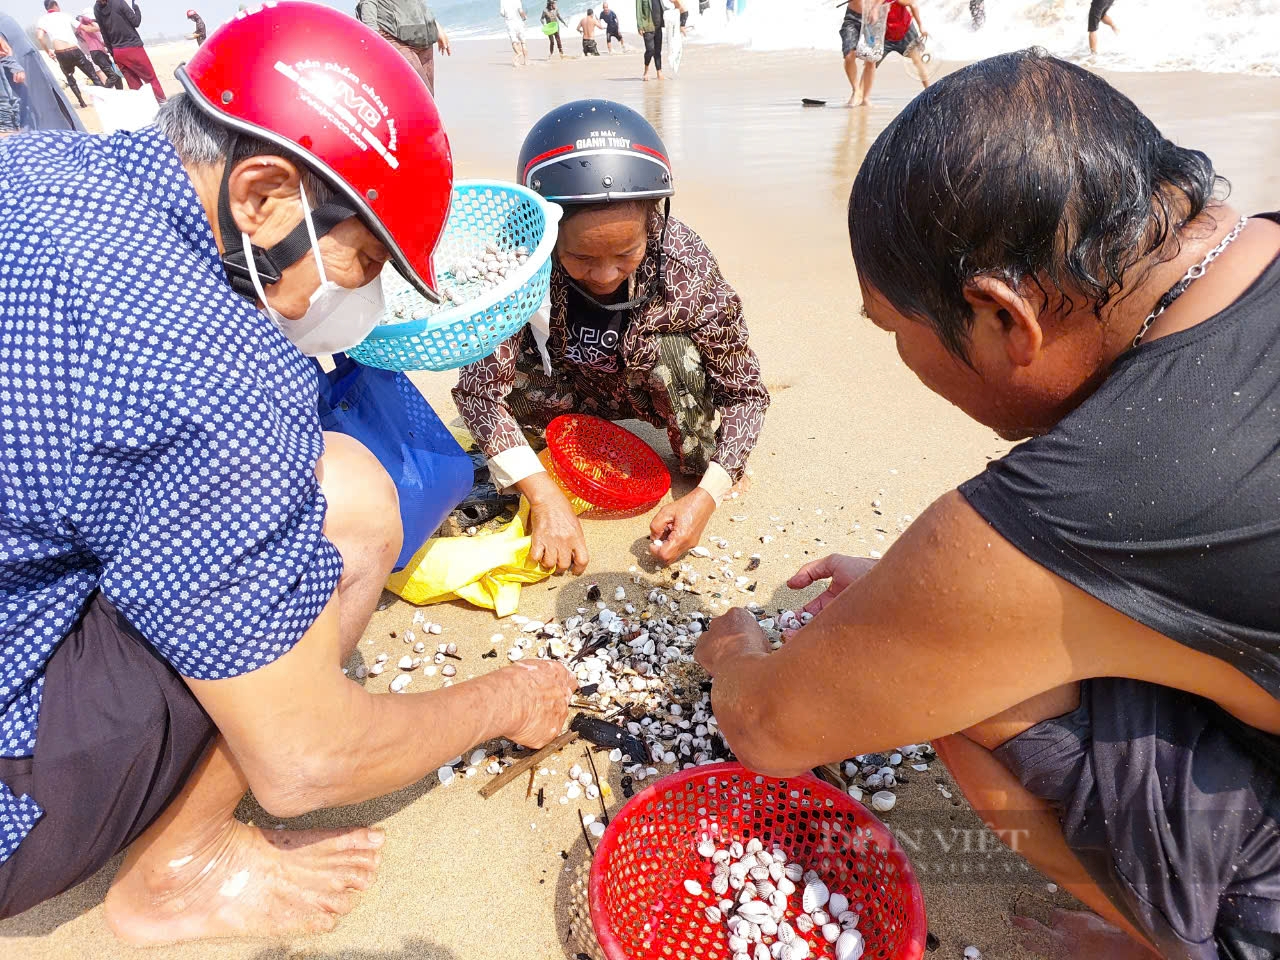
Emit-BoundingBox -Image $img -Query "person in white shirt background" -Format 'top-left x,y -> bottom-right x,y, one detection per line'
500,0 -> 528,66
34,0 -> 106,109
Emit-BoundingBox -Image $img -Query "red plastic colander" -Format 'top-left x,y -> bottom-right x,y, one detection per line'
589,763 -> 927,960
546,414 -> 672,513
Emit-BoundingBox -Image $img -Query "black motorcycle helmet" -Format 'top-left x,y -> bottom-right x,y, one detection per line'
519,100 -> 674,313
517,99 -> 674,204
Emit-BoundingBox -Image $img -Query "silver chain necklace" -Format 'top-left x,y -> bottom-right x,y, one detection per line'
1132,216 -> 1250,348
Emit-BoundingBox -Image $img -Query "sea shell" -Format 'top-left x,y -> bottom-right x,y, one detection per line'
442,665 -> 457,677
698,839 -> 717,858
728,935 -> 750,953
750,865 -> 770,882
838,910 -> 859,928
822,922 -> 842,943
870,791 -> 897,813
784,862 -> 804,882
711,874 -> 730,896
728,841 -> 745,859
776,921 -> 796,943
720,898 -> 735,914
745,838 -> 764,855
777,877 -> 796,896
769,890 -> 788,911
760,918 -> 778,937
794,913 -> 814,934
754,944 -> 771,960
963,949 -> 982,960
835,929 -> 865,960
827,892 -> 849,917
469,748 -> 487,766
437,765 -> 455,785
704,905 -> 722,924
713,849 -> 732,864
771,943 -> 787,960
683,879 -> 703,896
389,674 -> 412,693
735,900 -> 772,925
811,910 -> 829,927
802,878 -> 830,912
785,941 -> 811,960
756,880 -> 777,899
768,861 -> 785,883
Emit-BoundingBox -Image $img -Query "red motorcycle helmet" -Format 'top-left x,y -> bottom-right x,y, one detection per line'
177,1 -> 452,300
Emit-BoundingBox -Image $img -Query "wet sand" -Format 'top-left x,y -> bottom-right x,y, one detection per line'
6,35 -> 1280,960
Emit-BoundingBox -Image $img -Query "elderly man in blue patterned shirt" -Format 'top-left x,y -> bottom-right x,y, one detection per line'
0,5 -> 573,944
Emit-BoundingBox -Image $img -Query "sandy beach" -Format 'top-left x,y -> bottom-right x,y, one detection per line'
5,30 -> 1280,960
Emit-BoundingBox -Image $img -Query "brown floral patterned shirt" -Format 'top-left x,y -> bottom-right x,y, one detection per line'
453,215 -> 769,483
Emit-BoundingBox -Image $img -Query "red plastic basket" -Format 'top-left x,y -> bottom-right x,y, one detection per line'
546,415 -> 672,513
589,763 -> 927,960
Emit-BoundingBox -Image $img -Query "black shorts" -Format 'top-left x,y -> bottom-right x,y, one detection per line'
1088,0 -> 1116,32
995,678 -> 1280,960
840,11 -> 914,63
607,23 -> 623,40
0,594 -> 215,919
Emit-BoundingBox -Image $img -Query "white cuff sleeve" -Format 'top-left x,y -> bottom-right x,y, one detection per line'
489,444 -> 546,490
697,462 -> 734,506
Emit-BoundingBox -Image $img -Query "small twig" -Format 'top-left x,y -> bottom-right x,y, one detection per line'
583,746 -> 609,824
578,808 -> 596,856
526,767 -> 535,800
480,730 -> 580,799
571,698 -> 606,713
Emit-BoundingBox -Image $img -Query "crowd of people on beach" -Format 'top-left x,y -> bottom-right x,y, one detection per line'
500,0 -> 688,80
1,2 -> 1278,960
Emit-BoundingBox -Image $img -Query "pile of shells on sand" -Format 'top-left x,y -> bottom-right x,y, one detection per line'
689,837 -> 867,960
835,743 -> 936,814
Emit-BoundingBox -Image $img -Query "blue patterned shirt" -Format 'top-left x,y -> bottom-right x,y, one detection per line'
0,127 -> 343,864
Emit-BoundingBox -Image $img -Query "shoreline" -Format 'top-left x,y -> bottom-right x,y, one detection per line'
7,34 -> 1280,960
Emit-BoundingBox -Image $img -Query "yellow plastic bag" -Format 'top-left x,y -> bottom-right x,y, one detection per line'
386,498 -> 553,618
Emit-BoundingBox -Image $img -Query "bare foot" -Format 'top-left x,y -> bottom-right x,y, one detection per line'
847,93 -> 862,106
1013,904 -> 1160,960
104,819 -> 384,945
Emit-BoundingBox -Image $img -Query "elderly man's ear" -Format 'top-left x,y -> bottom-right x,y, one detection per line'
226,156 -> 304,240
963,275 -> 1044,368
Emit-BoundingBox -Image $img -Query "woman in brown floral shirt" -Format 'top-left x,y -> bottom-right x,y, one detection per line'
453,100 -> 769,573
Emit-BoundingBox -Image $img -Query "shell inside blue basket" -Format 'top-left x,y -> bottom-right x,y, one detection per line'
380,241 -> 533,324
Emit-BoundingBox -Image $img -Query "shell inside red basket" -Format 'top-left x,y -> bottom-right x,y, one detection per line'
589,763 -> 927,960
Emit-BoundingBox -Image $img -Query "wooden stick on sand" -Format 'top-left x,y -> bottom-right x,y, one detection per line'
479,730 -> 581,799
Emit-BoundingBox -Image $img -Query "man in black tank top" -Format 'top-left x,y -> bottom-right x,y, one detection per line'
693,50 -> 1280,959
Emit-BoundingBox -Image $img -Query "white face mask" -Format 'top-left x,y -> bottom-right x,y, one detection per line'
240,183 -> 385,356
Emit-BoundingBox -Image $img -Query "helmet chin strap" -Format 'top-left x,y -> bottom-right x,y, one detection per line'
216,136 -> 363,304
560,198 -> 671,314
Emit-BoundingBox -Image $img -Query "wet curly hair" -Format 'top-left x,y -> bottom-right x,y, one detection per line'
848,48 -> 1227,360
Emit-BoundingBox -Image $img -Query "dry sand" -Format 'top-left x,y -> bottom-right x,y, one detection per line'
6,32 -> 1280,960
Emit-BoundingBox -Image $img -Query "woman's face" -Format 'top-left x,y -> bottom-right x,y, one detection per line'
555,203 -> 650,298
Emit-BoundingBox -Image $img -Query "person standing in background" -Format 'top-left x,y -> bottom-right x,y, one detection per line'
637,0 -> 663,80
92,0 -> 165,103
578,9 -> 604,55
186,10 -> 206,46
0,32 -> 26,137
599,1 -> 625,51
1088,0 -> 1119,53
0,11 -> 84,131
35,0 -> 104,110
355,0 -> 451,96
73,14 -> 121,89
969,0 -> 984,28
499,0 -> 528,66
540,0 -> 567,59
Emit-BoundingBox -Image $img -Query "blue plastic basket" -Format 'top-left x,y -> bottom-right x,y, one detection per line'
348,180 -> 562,372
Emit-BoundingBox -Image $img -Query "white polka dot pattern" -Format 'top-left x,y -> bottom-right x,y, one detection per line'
0,126 -> 342,864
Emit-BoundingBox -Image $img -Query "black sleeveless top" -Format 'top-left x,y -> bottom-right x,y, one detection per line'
961,213 -> 1280,697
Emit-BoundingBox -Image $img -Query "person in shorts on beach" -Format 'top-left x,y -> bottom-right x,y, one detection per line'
1088,0 -> 1119,53
500,0 -> 528,65
579,9 -> 605,55
600,1 -> 625,50
840,0 -> 929,107
35,0 -> 105,110
454,100 -> 770,576
696,49 -> 1280,960
0,4 -> 575,941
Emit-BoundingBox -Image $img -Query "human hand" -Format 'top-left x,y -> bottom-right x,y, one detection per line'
437,26 -> 452,55
694,607 -> 770,677
496,659 -> 578,748
648,488 -> 715,566
787,554 -> 877,618
524,473 -> 589,574
12,70 -> 25,85
46,50 -> 57,60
